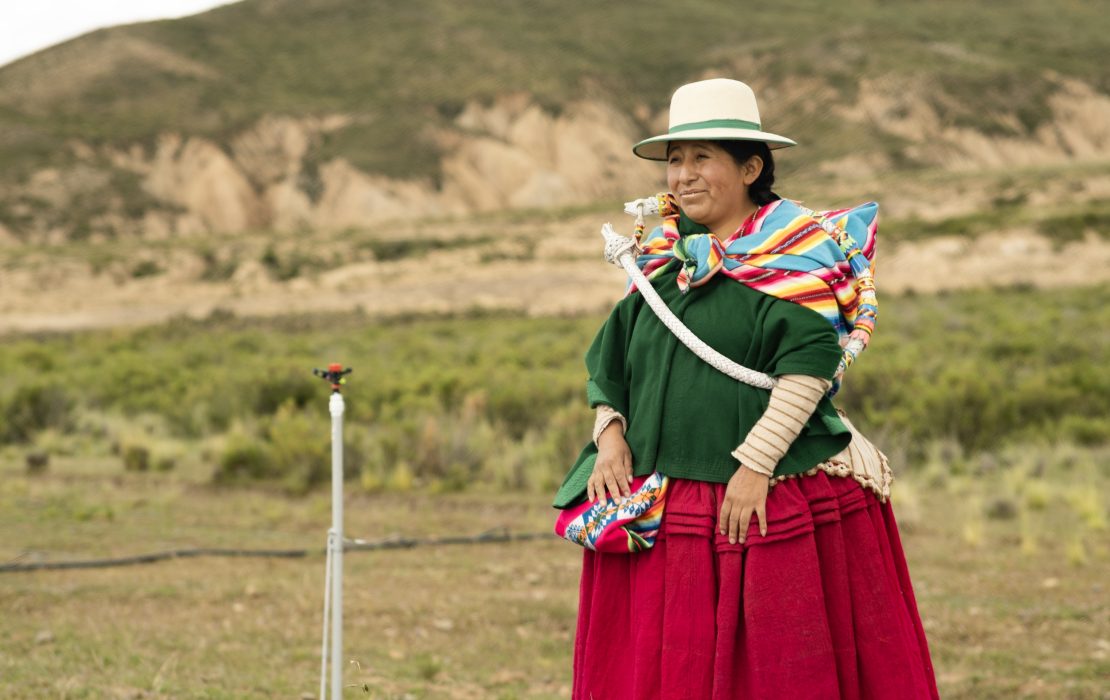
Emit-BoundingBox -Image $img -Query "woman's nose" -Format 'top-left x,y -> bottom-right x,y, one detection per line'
678,162 -> 696,184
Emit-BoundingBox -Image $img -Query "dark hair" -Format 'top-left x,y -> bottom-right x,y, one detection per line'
716,140 -> 780,205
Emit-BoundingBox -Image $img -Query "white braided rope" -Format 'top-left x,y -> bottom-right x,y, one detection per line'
601,223 -> 777,391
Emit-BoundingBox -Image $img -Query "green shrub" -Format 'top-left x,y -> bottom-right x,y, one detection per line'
130,260 -> 163,278
25,451 -> 49,474
215,432 -> 276,483
154,453 -> 177,472
2,383 -> 74,443
265,402 -> 331,493
122,443 -> 151,472
1057,414 -> 1110,446
253,371 -> 319,415
199,248 -> 239,281
211,403 -> 363,493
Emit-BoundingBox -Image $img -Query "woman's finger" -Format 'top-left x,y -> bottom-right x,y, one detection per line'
602,468 -> 622,502
609,464 -> 630,497
586,475 -> 596,503
756,502 -> 768,537
736,506 -> 753,544
728,502 -> 744,544
590,470 -> 607,502
718,499 -> 731,536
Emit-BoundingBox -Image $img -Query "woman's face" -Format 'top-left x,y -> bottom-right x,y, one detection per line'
666,140 -> 761,235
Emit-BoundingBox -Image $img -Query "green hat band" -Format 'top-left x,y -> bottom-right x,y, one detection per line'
668,118 -> 761,134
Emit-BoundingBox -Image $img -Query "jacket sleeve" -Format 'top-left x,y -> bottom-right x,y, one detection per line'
583,297 -> 636,417
760,297 -> 843,380
553,299 -> 637,509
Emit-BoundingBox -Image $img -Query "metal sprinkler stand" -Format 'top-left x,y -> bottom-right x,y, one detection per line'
313,363 -> 352,700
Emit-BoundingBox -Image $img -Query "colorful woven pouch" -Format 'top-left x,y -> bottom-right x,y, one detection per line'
554,473 -> 670,553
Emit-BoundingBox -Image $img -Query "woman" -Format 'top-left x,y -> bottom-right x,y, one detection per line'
554,79 -> 938,699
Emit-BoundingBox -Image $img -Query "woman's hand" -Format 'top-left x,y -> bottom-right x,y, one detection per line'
719,466 -> 770,544
587,422 -> 633,502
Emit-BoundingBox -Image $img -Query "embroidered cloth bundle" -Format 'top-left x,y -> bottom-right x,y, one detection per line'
554,473 -> 669,552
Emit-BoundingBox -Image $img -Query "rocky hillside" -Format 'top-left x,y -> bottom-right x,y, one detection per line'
1,0 -> 1109,242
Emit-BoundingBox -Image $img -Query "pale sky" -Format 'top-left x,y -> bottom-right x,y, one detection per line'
0,1 -> 239,68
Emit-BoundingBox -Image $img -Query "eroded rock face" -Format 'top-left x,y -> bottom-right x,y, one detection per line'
3,76 -> 1110,241
312,159 -> 446,227
97,97 -> 661,236
231,114 -> 317,189
846,75 -> 1110,171
439,97 -> 659,211
152,136 -> 266,232
1047,77 -> 1110,159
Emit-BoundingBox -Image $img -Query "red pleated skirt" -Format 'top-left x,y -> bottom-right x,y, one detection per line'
573,472 -> 939,700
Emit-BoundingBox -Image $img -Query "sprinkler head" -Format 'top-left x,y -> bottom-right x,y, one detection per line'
313,365 -> 353,392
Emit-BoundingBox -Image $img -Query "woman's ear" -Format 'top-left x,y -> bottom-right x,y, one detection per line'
742,155 -> 765,186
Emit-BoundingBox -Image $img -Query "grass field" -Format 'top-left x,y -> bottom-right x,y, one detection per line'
1,281 -> 1107,697
1,441 -> 1107,699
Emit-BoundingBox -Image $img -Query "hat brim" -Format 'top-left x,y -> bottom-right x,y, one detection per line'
633,129 -> 797,160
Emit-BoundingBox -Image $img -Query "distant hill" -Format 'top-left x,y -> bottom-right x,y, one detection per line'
1,0 -> 1109,241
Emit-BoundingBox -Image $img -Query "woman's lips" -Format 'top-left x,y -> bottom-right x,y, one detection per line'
680,190 -> 706,198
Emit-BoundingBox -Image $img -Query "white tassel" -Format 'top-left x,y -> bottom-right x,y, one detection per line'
623,196 -> 662,219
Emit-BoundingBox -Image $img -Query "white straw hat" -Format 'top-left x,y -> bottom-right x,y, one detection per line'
633,78 -> 796,160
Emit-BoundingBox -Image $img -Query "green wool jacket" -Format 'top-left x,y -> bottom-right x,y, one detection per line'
553,261 -> 852,509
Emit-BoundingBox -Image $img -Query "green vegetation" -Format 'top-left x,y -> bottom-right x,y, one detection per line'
1,0 -> 1109,184
0,165 -> 174,242
0,284 -> 1106,494
883,196 -> 1110,245
1037,198 -> 1110,246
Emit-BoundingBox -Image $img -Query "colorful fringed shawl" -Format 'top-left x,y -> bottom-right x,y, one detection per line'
631,195 -> 879,392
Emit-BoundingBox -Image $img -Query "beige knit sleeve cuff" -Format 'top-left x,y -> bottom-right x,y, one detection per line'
733,374 -> 832,477
592,404 -> 628,446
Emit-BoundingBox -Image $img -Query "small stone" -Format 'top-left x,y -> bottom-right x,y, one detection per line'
431,618 -> 454,631
34,629 -> 54,645
1041,577 -> 1060,589
491,669 -> 525,684
976,453 -> 999,474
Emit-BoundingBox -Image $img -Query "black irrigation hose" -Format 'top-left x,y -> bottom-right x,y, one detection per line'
0,529 -> 552,573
